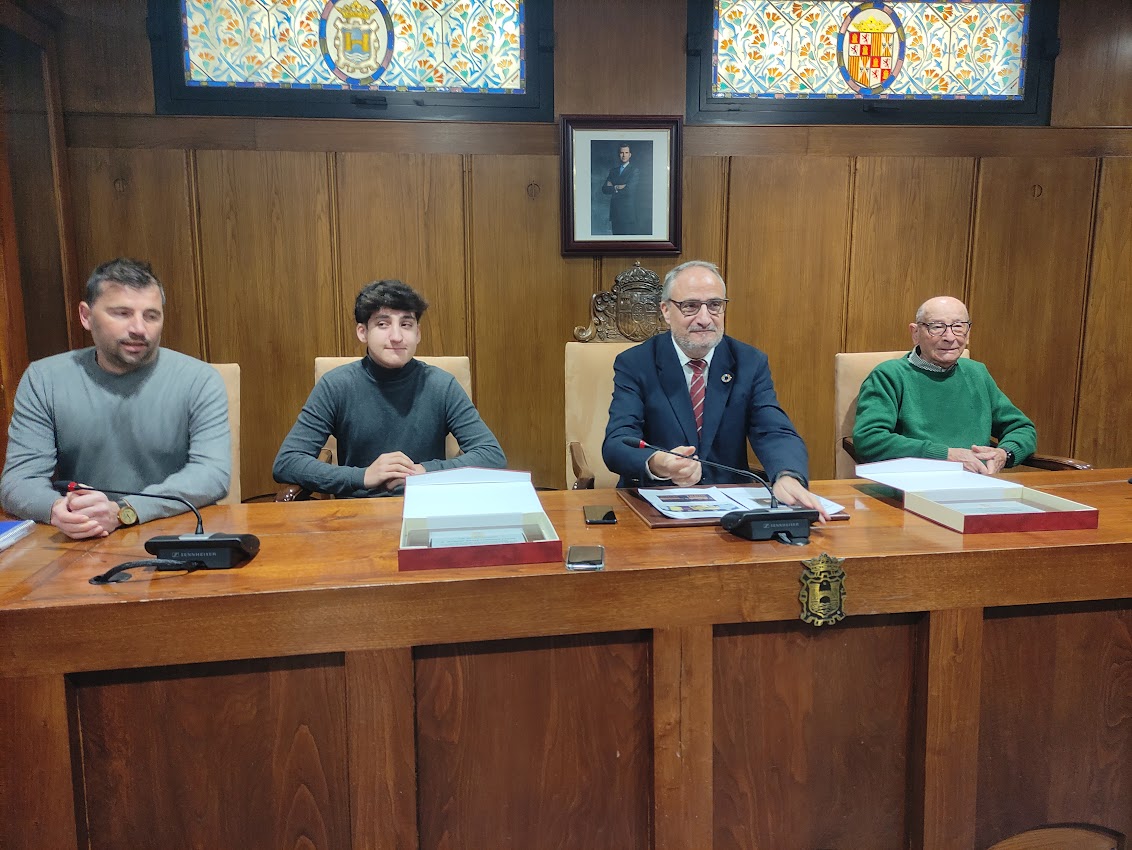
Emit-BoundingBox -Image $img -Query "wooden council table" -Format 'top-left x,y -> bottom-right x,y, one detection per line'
2,469 -> 1131,850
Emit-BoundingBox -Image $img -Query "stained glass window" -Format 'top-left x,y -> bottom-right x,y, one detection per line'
686,0 -> 1058,124
181,0 -> 526,93
149,0 -> 551,120
713,1 -> 1030,99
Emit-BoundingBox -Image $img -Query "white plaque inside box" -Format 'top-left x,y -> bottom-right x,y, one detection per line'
399,468 -> 562,570
856,459 -> 1098,534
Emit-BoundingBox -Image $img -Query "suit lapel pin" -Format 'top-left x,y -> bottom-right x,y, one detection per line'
722,373 -> 733,383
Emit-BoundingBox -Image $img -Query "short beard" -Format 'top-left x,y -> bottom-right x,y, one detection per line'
102,341 -> 156,373
672,327 -> 721,359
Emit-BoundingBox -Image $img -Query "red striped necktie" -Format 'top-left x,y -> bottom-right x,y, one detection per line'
689,359 -> 706,435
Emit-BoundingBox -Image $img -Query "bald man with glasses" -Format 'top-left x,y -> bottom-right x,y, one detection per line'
601,260 -> 825,515
853,295 -> 1037,475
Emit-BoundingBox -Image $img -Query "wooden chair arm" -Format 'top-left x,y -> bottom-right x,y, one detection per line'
1020,452 -> 1093,471
568,441 -> 596,490
841,436 -> 862,466
274,447 -> 335,502
274,484 -> 310,502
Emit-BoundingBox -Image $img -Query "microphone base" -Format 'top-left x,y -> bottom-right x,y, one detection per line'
144,533 -> 260,568
721,509 -> 819,545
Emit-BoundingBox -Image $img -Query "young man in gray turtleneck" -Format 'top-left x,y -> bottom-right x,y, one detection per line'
273,280 -> 505,497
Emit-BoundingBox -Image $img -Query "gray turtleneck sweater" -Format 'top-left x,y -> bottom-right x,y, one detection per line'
272,356 -> 506,497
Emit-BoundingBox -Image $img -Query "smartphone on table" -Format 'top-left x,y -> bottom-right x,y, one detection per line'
565,545 -> 605,571
583,504 -> 617,524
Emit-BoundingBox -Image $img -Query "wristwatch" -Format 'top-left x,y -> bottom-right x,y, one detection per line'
116,500 -> 139,527
1003,449 -> 1015,468
774,470 -> 808,487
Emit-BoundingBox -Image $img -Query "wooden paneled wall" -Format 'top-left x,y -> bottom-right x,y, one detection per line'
44,0 -> 1132,496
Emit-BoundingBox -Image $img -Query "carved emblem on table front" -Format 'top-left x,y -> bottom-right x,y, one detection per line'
799,552 -> 846,627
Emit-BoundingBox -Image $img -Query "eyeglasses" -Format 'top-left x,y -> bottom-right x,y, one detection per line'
668,298 -> 729,317
918,321 -> 972,337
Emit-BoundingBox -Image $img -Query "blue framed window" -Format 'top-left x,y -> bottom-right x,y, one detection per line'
150,0 -> 554,121
686,0 -> 1060,124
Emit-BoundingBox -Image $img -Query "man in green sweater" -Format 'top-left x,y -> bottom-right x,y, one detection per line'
273,280 -> 505,497
853,296 -> 1036,475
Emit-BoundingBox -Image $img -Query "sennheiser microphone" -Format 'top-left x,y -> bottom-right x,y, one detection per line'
53,482 -> 259,580
625,438 -> 819,544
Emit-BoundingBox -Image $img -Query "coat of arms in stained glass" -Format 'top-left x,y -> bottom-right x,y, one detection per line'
183,0 -> 526,93
714,1 -> 1030,99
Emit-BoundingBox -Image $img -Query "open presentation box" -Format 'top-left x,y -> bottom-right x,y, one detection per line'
399,468 -> 562,571
856,459 -> 1098,534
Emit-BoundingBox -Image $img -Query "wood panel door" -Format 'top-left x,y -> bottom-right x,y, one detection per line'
68,148 -> 203,358
0,4 -> 80,466
727,156 -> 852,480
968,157 -> 1098,458
469,155 -> 593,489
335,152 -> 467,360
845,157 -> 976,352
196,150 -> 339,498
1075,158 -> 1132,468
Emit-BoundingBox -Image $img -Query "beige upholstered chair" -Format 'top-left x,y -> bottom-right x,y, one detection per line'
209,363 -> 241,505
275,355 -> 472,501
565,263 -> 665,489
565,341 -> 636,489
987,824 -> 1123,850
834,350 -> 1091,479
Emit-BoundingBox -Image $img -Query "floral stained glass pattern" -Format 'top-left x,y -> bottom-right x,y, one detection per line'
184,0 -> 526,93
714,1 -> 1030,99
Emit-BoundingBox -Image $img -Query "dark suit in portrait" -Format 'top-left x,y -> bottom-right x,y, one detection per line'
601,149 -> 642,235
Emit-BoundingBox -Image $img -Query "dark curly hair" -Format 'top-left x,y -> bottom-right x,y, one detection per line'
353,279 -> 429,324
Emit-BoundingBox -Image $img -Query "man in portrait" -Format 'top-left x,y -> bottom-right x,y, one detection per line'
601,142 -> 642,235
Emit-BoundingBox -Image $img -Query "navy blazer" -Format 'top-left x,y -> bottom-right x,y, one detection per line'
601,333 -> 809,488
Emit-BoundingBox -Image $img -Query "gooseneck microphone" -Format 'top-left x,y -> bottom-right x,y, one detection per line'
624,438 -> 819,545
53,482 -> 260,583
626,438 -> 778,506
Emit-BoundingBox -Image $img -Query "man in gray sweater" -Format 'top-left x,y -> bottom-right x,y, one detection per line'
0,258 -> 230,538
273,280 -> 505,498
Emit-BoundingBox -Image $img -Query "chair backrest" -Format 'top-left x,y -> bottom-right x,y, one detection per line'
565,263 -> 667,489
564,341 -> 636,489
833,349 -> 969,479
209,363 -> 241,505
987,825 -> 1123,850
312,355 -> 472,462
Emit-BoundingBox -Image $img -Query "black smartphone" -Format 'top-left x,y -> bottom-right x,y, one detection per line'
583,504 -> 617,525
565,544 -> 605,571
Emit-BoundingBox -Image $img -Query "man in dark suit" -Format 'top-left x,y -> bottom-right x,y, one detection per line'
601,260 -> 825,515
601,142 -> 641,234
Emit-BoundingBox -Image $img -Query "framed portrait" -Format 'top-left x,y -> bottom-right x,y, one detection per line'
560,115 -> 682,256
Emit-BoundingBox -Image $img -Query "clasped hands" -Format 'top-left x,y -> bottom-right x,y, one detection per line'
948,445 -> 1008,475
364,451 -> 425,491
647,446 -> 828,521
50,485 -> 119,540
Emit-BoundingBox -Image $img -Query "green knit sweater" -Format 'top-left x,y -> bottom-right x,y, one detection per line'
853,354 -> 1036,465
